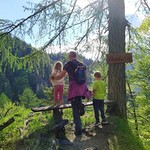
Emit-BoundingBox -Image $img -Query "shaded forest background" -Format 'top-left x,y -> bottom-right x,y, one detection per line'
0,34 -> 94,104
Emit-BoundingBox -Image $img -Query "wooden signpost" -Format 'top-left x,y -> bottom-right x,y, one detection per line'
106,53 -> 133,64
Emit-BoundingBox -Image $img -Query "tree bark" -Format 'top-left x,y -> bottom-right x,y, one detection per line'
108,0 -> 127,117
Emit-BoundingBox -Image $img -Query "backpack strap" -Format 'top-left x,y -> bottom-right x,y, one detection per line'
67,61 -> 77,80
68,60 -> 87,84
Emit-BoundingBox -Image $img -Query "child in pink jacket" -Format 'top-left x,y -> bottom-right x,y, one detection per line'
50,61 -> 64,106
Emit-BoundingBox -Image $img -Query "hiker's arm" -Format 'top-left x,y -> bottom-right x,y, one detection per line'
54,70 -> 67,80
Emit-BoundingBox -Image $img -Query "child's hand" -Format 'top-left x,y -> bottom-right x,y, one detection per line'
51,75 -> 55,80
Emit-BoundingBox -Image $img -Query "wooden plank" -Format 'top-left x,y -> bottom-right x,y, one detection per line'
106,53 -> 133,64
31,100 -> 115,112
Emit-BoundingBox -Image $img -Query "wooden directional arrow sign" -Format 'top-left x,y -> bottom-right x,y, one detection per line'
106,53 -> 133,64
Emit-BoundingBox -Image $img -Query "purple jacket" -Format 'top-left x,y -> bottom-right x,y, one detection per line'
67,81 -> 91,100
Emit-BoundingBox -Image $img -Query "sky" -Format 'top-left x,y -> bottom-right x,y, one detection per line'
0,0 -> 39,21
0,0 -> 141,20
0,0 -> 144,49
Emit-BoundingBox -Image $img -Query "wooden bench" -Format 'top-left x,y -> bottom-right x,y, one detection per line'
31,100 -> 114,112
31,100 -> 115,139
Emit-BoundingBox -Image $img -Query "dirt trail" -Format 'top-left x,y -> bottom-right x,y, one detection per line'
57,124 -> 114,150
14,123 -> 115,150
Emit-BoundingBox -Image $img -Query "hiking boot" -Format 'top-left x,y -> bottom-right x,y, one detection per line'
79,103 -> 85,116
101,119 -> 109,125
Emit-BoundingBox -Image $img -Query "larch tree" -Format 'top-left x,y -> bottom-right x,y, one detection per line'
107,0 -> 127,116
1,0 -> 148,116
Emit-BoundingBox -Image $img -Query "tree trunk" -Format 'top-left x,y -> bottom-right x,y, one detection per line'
108,0 -> 127,117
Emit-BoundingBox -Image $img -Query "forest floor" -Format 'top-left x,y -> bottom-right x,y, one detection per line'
14,122 -> 115,150
56,122 -> 115,150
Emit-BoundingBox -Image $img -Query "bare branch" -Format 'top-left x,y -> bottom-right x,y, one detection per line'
143,0 -> 150,11
0,0 -> 61,38
42,0 -> 78,50
75,17 -> 96,49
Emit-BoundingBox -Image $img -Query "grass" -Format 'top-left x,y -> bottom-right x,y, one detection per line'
0,104 -> 149,150
108,116 -> 146,150
0,103 -> 54,149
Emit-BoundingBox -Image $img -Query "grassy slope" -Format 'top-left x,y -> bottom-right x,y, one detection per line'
0,105 -> 149,150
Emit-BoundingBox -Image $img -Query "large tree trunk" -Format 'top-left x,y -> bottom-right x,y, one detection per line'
108,0 -> 127,117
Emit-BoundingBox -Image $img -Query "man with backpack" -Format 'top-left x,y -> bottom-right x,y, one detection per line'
53,50 -> 91,135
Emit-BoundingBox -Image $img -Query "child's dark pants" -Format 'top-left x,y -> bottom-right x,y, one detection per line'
93,99 -> 105,123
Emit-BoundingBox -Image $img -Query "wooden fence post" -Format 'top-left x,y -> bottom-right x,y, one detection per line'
53,109 -> 68,139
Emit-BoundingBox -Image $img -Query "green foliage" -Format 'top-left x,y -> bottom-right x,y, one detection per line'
43,87 -> 54,103
13,71 -> 30,98
0,33 -> 94,103
138,17 -> 150,34
82,106 -> 95,127
0,93 -> 11,107
0,102 -> 15,121
0,16 -> 149,149
127,96 -> 150,150
108,116 -> 145,150
0,102 -> 54,149
0,34 -> 50,74
0,100 -> 149,150
19,88 -> 39,108
0,34 -> 51,101
126,18 -> 150,150
0,73 -> 13,98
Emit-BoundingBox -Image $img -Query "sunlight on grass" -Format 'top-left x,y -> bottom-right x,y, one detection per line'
108,135 -> 120,150
0,103 -> 55,149
109,116 -> 145,150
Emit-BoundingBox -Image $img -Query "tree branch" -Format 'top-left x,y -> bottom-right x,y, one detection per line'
0,0 -> 61,38
42,0 -> 78,50
0,117 -> 15,131
143,0 -> 150,11
75,17 -> 96,49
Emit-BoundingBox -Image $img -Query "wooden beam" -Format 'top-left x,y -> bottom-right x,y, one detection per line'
31,100 -> 115,112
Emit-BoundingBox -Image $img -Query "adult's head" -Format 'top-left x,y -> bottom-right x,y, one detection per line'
69,50 -> 77,60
